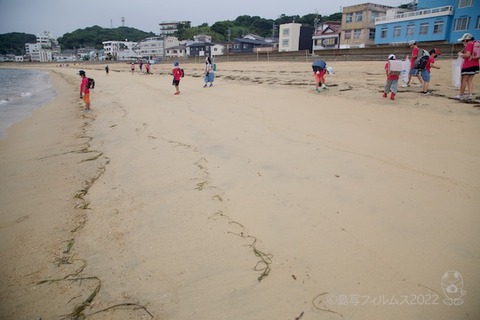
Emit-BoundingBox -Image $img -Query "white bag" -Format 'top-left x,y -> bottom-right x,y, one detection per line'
401,60 -> 410,84
452,58 -> 462,88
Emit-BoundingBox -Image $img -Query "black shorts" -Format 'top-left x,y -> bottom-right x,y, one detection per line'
461,66 -> 479,76
172,79 -> 180,86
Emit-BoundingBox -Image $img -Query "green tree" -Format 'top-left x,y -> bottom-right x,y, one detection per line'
0,32 -> 36,55
58,26 -> 155,50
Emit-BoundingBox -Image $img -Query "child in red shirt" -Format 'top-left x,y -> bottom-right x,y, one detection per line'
172,61 -> 182,95
420,48 -> 441,95
455,33 -> 480,100
383,54 -> 399,100
78,70 -> 90,110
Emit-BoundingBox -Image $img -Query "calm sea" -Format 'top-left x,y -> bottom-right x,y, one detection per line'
0,68 -> 56,139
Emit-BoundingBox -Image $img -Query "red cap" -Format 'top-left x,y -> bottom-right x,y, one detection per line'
434,48 -> 442,55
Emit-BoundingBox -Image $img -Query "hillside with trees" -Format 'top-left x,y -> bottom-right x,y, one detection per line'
0,33 -> 36,55
58,26 -> 156,50
178,13 -> 342,41
0,12 -> 341,54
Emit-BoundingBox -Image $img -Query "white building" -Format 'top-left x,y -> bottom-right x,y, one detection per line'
36,32 -> 60,54
25,43 -> 52,62
164,36 -> 181,49
279,23 -> 301,52
159,21 -> 191,37
211,43 -> 224,56
24,31 -> 59,62
102,41 -> 139,60
278,23 -> 314,52
138,37 -> 165,59
165,45 -> 187,58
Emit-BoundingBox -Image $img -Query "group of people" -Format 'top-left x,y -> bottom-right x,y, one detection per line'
384,43 -> 441,100
171,56 -> 215,95
385,40 -> 441,100
383,32 -> 479,101
78,33 -> 478,110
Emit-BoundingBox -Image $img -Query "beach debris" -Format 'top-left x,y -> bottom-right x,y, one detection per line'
312,292 -> 344,318
64,238 -> 75,254
295,311 -> 304,320
229,232 -> 273,282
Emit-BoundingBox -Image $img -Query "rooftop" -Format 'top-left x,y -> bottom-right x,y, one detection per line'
375,6 -> 453,24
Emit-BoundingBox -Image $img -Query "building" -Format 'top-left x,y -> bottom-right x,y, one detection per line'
187,42 -> 213,57
36,32 -> 60,55
102,41 -> 138,60
25,43 -> 52,62
24,31 -> 60,62
278,23 -> 314,52
165,45 -> 187,58
137,37 -> 165,59
312,21 -> 342,51
232,34 -> 272,53
448,0 -> 480,42
164,36 -> 181,49
374,0 -> 480,45
194,34 -> 212,43
211,43 -> 225,56
159,21 -> 191,37
340,3 -> 392,48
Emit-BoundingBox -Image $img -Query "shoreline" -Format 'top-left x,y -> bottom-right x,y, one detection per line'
0,68 -> 102,318
0,68 -> 58,140
0,61 -> 479,319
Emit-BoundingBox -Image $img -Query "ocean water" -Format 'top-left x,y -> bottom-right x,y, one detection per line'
0,68 -> 57,139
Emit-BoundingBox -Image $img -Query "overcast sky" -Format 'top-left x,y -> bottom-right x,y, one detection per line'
0,0 -> 404,37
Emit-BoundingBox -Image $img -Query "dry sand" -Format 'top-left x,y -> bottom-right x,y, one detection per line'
0,59 -> 479,319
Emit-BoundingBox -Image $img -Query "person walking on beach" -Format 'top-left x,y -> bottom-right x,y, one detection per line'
105,64 -> 109,75
383,54 -> 400,100
79,70 -> 91,111
403,40 -> 424,88
172,61 -> 182,95
454,33 -> 479,100
131,62 -> 135,74
203,56 -> 214,87
420,48 -> 441,95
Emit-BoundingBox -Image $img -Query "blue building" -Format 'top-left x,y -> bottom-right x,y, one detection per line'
374,0 -> 480,45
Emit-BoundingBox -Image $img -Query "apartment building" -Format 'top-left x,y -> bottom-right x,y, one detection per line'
340,3 -> 391,48
279,23 -> 314,52
374,0 -> 480,45
159,21 -> 191,37
137,37 -> 165,59
102,41 -> 138,60
24,31 -> 59,62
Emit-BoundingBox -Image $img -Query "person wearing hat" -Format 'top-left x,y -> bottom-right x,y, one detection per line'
172,61 -> 182,95
454,33 -> 479,100
78,70 -> 90,111
420,48 -> 441,95
383,54 -> 400,100
403,40 -> 424,88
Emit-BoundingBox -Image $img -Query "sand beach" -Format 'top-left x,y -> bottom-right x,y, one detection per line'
0,59 -> 479,319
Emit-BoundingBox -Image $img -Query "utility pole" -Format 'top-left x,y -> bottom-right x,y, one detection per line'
314,10 -> 320,31
271,22 -> 277,38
